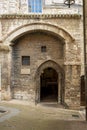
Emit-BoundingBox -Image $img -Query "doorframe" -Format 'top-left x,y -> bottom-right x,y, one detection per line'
40,67 -> 58,102
35,60 -> 65,104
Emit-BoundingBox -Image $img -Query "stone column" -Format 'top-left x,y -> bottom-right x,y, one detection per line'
0,64 -> 1,101
35,74 -> 40,104
58,73 -> 61,103
6,46 -> 12,100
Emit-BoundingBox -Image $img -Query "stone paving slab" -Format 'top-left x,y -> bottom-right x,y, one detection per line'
0,100 -> 86,121
0,106 -> 20,122
0,100 -> 87,130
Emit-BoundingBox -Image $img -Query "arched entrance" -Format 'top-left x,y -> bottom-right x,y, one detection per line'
40,67 -> 58,102
35,60 -> 65,104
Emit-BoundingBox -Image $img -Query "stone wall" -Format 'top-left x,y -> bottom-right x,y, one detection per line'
11,32 -> 64,101
65,65 -> 81,109
0,0 -> 84,109
0,14 -> 83,109
0,0 -> 82,14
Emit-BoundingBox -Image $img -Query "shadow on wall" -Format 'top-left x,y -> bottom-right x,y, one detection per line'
81,75 -> 85,106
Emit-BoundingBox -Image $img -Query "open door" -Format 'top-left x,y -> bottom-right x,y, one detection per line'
40,67 -> 58,102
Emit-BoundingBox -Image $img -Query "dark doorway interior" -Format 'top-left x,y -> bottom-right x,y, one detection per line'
40,67 -> 58,102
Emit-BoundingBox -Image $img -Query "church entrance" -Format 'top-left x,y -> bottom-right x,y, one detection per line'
40,67 -> 58,102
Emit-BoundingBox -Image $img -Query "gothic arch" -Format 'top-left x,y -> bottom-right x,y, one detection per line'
35,60 -> 65,104
3,22 -> 74,45
35,60 -> 64,78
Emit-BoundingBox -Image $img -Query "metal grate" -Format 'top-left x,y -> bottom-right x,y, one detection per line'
22,56 -> 30,65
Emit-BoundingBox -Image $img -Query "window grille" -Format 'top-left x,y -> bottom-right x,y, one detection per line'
22,56 -> 30,65
41,46 -> 47,52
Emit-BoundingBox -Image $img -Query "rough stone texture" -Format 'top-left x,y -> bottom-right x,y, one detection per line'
0,0 -> 84,110
11,33 -> 64,101
65,65 -> 81,109
0,0 -> 82,14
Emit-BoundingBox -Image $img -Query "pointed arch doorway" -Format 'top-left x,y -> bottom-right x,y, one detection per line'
40,67 -> 58,102
35,60 -> 65,104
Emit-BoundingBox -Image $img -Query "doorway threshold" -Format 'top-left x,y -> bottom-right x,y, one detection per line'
39,102 -> 65,108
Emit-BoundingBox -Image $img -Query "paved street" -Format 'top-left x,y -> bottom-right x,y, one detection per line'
0,100 -> 87,130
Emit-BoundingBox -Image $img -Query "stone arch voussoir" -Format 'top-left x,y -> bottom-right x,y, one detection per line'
35,60 -> 65,103
35,60 -> 64,78
3,22 -> 74,45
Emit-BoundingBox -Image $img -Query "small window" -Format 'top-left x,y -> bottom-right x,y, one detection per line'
28,0 -> 42,13
22,56 -> 30,65
41,46 -> 46,52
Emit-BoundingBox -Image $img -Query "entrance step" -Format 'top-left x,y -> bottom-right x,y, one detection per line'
39,102 -> 65,108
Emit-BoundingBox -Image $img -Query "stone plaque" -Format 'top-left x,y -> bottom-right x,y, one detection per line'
21,68 -> 30,75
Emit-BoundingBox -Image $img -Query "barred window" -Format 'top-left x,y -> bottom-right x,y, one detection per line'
22,56 -> 30,65
28,0 -> 42,13
41,46 -> 47,52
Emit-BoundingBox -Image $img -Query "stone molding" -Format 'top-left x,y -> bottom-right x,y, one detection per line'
35,60 -> 65,78
35,60 -> 65,103
3,22 -> 74,45
64,62 -> 81,65
0,14 -> 81,19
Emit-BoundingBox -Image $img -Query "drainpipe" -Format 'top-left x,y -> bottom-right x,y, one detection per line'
83,0 -> 87,121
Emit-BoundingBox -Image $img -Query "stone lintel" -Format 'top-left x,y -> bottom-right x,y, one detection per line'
0,14 -> 81,19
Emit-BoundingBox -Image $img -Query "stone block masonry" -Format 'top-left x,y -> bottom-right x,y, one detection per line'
0,0 -> 84,110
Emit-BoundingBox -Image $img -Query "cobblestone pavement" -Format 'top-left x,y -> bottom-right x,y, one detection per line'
0,100 -> 87,130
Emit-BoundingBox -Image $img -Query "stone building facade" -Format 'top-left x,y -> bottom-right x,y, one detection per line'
0,0 -> 84,109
